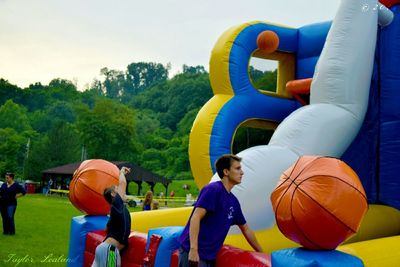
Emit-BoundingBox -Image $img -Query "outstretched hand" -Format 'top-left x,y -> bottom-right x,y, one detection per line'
188,248 -> 199,267
120,167 -> 131,175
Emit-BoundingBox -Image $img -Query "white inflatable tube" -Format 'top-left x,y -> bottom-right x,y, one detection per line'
211,0 -> 379,232
378,3 -> 394,27
271,0 -> 378,155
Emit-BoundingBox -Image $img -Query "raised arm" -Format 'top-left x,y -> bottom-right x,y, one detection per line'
238,224 -> 263,252
188,207 -> 207,264
116,166 -> 130,201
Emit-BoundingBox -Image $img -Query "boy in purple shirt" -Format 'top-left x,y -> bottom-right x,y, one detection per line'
179,154 -> 263,267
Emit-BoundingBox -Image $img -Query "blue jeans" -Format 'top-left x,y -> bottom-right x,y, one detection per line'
1,205 -> 17,235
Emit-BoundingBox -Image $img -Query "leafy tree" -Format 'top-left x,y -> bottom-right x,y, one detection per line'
47,101 -> 77,123
25,121 -> 81,179
125,62 -> 170,97
0,79 -> 23,106
47,78 -> 79,101
164,136 -> 190,178
176,108 -> 200,136
142,133 -> 169,150
134,110 -> 161,147
161,71 -> 212,130
251,68 -> 277,92
24,135 -> 50,180
182,65 -> 206,75
141,148 -> 166,174
22,82 -> 51,111
0,61 -> 279,183
29,110 -> 53,133
0,100 -> 32,133
133,66 -> 212,130
100,68 -> 127,99
0,128 -> 26,176
249,66 -> 265,82
46,122 -> 81,166
76,99 -> 138,161
80,84 -> 104,108
28,101 -> 76,134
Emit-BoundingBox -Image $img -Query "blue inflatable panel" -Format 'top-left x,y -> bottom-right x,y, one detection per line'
271,248 -> 364,267
378,5 -> 400,210
379,121 -> 400,209
342,57 -> 379,203
295,22 -> 330,79
298,21 -> 331,59
208,22 -> 301,172
67,215 -> 108,267
146,226 -> 184,267
296,56 -> 320,79
209,94 -> 298,172
229,23 -> 298,95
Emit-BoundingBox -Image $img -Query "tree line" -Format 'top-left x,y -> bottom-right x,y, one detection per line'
0,62 -> 276,182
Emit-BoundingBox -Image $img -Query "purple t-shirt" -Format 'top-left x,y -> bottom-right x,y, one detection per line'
179,181 -> 246,260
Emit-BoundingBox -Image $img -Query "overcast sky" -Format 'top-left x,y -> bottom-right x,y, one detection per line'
0,0 -> 341,90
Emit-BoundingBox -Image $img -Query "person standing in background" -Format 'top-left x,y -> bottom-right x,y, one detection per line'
142,191 -> 153,211
0,173 -> 26,235
46,178 -> 53,196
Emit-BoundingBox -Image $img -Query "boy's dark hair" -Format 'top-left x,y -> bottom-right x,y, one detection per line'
103,186 -> 115,204
215,154 -> 242,179
5,172 -> 14,179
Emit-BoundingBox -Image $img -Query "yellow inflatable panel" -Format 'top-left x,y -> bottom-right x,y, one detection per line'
225,225 -> 298,253
130,207 -> 193,233
128,204 -> 400,255
338,236 -> 400,267
344,204 -> 400,244
189,95 -> 233,189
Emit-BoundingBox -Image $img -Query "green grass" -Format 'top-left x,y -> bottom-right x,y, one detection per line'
0,194 -> 83,267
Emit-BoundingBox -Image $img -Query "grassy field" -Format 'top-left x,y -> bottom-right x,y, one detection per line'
0,194 -> 83,267
0,180 -> 199,266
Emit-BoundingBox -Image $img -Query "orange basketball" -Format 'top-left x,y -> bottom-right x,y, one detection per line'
69,159 -> 119,215
256,30 -> 279,53
270,156 -> 368,250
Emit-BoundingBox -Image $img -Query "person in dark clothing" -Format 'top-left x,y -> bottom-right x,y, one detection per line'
0,172 -> 26,235
91,166 -> 131,267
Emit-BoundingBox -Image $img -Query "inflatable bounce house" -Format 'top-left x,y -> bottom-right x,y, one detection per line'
68,0 -> 400,266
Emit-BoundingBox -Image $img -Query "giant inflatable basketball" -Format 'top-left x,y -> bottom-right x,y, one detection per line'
270,156 -> 368,250
69,159 -> 119,215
